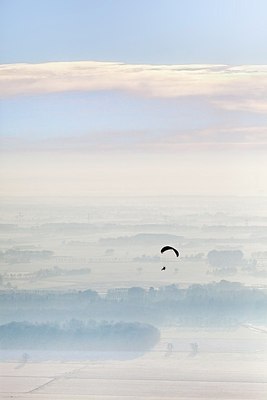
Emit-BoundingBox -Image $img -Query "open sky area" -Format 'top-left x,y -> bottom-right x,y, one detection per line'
1,0 -> 267,197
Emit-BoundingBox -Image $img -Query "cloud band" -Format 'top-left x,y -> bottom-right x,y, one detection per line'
1,61 -> 267,103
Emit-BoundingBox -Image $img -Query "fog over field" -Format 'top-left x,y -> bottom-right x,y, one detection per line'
2,1 -> 267,398
0,196 -> 267,399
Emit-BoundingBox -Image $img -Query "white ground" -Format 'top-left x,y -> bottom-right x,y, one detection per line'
1,327 -> 267,399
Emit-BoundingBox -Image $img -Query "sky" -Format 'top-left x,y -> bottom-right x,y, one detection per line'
1,0 -> 267,197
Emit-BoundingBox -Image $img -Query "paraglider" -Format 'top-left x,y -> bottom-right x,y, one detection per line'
160,246 -> 179,258
160,246 -> 179,270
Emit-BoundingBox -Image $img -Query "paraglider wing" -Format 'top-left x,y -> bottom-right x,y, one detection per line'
160,246 -> 179,258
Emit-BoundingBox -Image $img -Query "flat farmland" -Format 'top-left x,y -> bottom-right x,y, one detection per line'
1,327 -> 267,399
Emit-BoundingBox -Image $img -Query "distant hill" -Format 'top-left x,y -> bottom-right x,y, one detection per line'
99,233 -> 184,246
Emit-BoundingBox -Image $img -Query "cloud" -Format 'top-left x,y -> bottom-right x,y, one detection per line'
212,99 -> 267,114
160,126 -> 267,145
1,61 -> 267,102
1,125 -> 267,154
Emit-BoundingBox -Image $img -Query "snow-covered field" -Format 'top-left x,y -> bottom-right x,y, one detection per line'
1,327 -> 267,399
1,197 -> 267,398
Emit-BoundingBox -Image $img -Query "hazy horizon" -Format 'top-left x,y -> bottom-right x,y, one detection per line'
1,1 -> 267,399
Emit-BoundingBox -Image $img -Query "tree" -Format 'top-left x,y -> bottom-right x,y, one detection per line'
207,250 -> 244,269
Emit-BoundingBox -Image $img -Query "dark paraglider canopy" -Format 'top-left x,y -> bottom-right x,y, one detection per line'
160,246 -> 179,258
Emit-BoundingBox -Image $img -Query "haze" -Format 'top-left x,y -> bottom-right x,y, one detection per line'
1,1 -> 267,399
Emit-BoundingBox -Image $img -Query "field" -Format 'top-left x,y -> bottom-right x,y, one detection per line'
1,327 -> 267,399
1,196 -> 267,399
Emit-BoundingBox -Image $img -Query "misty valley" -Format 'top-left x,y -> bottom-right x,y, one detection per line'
0,196 -> 267,398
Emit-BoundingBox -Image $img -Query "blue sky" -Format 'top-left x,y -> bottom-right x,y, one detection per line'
1,1 -> 267,196
1,0 -> 267,64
